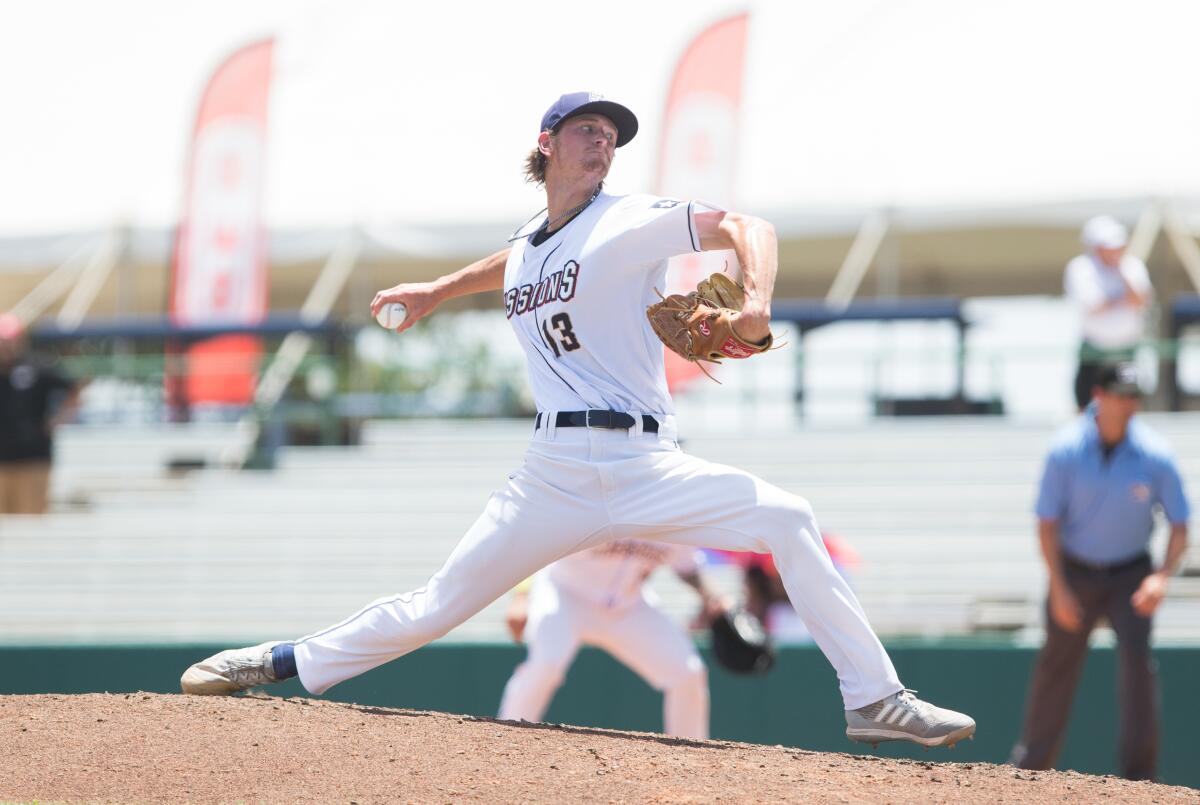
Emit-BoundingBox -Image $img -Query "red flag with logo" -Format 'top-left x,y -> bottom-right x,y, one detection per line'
169,40 -> 274,409
656,14 -> 750,393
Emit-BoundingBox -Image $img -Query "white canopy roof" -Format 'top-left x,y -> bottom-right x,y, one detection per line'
5,0 -> 1200,240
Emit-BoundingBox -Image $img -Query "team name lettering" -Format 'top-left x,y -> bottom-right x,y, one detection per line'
505,260 -> 582,318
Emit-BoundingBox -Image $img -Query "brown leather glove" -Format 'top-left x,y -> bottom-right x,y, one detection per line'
646,273 -> 773,377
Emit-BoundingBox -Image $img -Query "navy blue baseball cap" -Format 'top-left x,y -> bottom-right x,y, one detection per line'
540,92 -> 639,147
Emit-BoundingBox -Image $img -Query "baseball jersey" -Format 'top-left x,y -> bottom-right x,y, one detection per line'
545,539 -> 701,611
504,191 -> 715,414
1064,253 -> 1153,349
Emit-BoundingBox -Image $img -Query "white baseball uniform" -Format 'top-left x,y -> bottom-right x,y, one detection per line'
498,540 -> 709,738
292,190 -> 903,710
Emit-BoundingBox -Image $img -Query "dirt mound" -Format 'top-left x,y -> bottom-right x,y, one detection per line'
0,693 -> 1194,804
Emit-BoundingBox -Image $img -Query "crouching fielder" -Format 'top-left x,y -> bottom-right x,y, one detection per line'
499,540 -> 720,739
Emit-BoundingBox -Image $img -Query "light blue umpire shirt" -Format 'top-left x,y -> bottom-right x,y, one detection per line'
1035,408 -> 1190,565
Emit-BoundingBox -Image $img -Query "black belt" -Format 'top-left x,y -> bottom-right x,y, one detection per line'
535,410 -> 659,433
1062,551 -> 1150,575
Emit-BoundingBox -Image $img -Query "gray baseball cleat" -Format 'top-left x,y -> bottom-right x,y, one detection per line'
180,641 -> 284,695
845,689 -> 976,748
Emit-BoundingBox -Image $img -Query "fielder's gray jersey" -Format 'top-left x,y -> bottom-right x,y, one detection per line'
504,191 -> 713,414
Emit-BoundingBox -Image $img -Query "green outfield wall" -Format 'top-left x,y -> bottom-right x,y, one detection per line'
2,643 -> 1197,788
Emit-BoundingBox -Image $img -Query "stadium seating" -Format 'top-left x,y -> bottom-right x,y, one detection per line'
1,416 -> 1197,646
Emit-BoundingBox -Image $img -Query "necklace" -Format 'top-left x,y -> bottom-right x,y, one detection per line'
507,184 -> 602,243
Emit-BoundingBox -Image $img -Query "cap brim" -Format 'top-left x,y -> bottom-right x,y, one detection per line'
555,100 -> 639,147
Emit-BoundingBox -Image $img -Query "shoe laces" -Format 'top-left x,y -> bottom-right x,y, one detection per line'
223,650 -> 272,684
226,666 -> 266,685
893,689 -> 931,719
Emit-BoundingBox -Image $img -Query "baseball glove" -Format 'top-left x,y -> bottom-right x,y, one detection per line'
710,607 -> 776,675
646,273 -> 773,379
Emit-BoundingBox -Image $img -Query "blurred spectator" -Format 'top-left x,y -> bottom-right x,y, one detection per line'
0,315 -> 82,514
1064,215 -> 1153,411
1011,362 -> 1190,781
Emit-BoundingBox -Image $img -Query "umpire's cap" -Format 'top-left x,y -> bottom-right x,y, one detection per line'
1095,362 -> 1142,397
540,92 -> 638,147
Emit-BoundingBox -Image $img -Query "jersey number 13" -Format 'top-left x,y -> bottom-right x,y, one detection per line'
542,313 -> 580,358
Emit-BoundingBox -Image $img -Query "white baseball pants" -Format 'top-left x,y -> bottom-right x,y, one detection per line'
497,574 -> 709,738
293,417 -> 903,709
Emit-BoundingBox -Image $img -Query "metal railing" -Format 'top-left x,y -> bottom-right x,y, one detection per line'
35,328 -> 1200,432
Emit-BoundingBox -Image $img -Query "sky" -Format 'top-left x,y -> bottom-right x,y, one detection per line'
4,0 -> 1200,235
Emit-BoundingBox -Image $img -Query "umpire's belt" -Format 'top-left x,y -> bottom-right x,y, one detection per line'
1061,551 -> 1150,576
535,410 -> 659,433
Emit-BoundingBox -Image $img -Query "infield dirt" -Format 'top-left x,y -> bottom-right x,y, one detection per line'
1,693 -> 1194,804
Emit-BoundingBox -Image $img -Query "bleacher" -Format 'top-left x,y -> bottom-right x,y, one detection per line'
1,415 -> 1198,646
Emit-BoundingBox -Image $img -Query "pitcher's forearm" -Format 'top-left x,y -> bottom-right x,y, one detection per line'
723,214 -> 777,318
431,248 -> 511,302
696,211 -> 777,344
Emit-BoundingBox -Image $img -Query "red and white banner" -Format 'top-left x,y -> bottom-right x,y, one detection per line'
656,14 -> 749,392
169,39 -> 274,407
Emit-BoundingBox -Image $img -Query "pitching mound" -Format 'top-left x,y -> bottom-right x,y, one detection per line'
1,693 -> 1194,804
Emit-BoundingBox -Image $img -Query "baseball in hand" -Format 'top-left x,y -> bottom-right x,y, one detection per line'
375,302 -> 407,330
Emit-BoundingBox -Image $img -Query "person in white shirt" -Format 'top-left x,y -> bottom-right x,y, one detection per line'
499,540 -> 721,739
1064,215 -> 1153,410
181,91 -> 975,750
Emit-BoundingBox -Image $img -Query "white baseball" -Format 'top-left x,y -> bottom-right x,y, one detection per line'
375,302 -> 407,330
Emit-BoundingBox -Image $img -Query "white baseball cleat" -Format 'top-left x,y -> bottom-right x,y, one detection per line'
180,641 -> 284,695
845,689 -> 976,748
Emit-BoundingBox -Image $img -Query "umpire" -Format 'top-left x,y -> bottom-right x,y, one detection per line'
1011,362 -> 1190,780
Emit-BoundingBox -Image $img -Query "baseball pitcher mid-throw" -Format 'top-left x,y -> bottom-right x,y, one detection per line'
181,91 -> 975,749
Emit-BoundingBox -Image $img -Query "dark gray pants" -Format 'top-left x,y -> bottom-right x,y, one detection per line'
1011,553 -> 1159,781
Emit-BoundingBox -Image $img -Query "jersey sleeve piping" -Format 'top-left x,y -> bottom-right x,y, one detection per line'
686,201 -> 701,252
